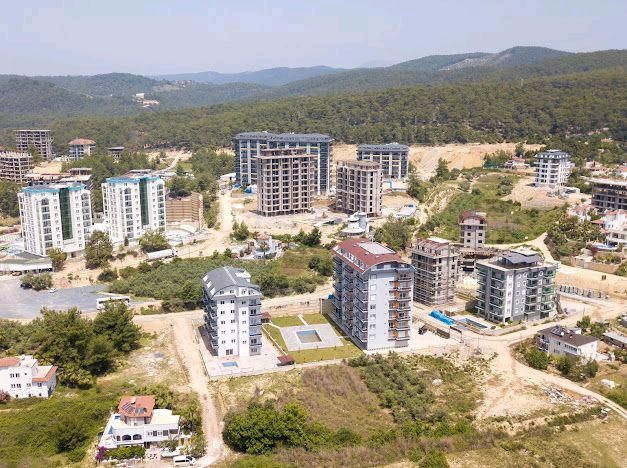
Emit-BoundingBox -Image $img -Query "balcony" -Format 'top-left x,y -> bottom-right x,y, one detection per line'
249,325 -> 262,336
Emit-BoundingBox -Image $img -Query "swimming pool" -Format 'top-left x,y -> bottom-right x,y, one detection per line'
429,310 -> 455,326
222,361 -> 238,368
457,318 -> 488,329
296,329 -> 322,343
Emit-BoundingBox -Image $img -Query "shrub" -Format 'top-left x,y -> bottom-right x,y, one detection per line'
525,348 -> 550,370
584,360 -> 599,378
0,390 -> 10,403
47,247 -> 67,270
105,446 -> 146,460
50,415 -> 88,452
139,230 -> 171,253
97,269 -> 118,282
20,273 -> 53,291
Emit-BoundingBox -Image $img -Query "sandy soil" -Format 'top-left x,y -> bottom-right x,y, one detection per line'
333,143 -> 542,180
504,176 -> 591,209
31,160 -> 65,174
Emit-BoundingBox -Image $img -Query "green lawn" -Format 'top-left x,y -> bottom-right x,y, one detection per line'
270,315 -> 305,327
301,313 -> 331,325
424,173 -> 563,244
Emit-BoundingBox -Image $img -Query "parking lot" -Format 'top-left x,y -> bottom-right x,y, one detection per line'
0,278 -> 107,319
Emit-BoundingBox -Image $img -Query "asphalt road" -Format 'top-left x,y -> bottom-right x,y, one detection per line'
0,278 -> 107,319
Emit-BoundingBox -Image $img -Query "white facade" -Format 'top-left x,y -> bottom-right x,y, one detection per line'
203,267 -> 263,357
18,183 -> 92,257
0,355 -> 57,399
537,326 -> 598,362
102,173 -> 166,244
68,139 -> 96,160
601,210 -> 627,248
534,150 -> 571,187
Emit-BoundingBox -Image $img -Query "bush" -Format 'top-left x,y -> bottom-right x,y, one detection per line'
85,231 -> 113,269
419,449 -> 449,468
525,348 -> 550,370
97,269 -> 118,282
139,230 -> 171,253
584,360 -> 599,378
0,390 -> 10,403
105,446 -> 146,460
50,414 -> 88,452
21,273 -> 53,291
47,247 -> 67,270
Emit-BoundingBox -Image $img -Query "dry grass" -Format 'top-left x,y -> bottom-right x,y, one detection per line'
301,313 -> 330,325
270,315 -> 304,327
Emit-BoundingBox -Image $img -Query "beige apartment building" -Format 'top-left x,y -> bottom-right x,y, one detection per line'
15,130 -> 54,160
256,148 -> 315,216
412,237 -> 459,306
0,151 -> 33,184
335,160 -> 382,216
165,192 -> 204,230
459,210 -> 487,249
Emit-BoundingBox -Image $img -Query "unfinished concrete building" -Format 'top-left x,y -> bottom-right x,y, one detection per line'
0,151 -> 33,184
356,143 -> 409,179
591,178 -> 627,212
412,237 -> 459,306
335,160 -> 382,216
459,210 -> 487,249
256,148 -> 315,216
165,192 -> 204,231
15,130 -> 54,160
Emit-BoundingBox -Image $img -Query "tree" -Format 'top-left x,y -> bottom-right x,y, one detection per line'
50,414 -> 88,452
576,315 -> 591,332
524,348 -> 550,370
85,231 -> 113,269
20,273 -> 52,290
556,355 -> 575,376
232,221 -> 251,241
432,158 -> 451,181
47,248 -> 67,270
0,390 -> 10,404
93,302 -> 142,353
139,230 -> 171,253
0,180 -> 20,218
28,144 -> 43,165
308,255 -> 333,276
374,217 -> 414,251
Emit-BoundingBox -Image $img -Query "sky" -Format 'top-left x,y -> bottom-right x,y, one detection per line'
1,0 -> 625,76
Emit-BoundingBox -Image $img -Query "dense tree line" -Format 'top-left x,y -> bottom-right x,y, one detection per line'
0,180 -> 20,219
0,304 -> 141,387
2,68 -> 624,152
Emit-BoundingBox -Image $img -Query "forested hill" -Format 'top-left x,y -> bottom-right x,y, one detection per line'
4,68 -> 622,152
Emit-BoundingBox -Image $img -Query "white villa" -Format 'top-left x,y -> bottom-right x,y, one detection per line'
99,395 -> 181,449
536,325 -> 598,362
0,355 -> 57,399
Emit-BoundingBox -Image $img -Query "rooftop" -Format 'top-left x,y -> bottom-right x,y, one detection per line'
68,138 -> 96,146
118,395 -> 155,418
337,160 -> 381,169
538,325 -> 598,347
333,238 -> 405,273
0,151 -> 31,159
234,131 -> 332,143
459,210 -> 487,223
501,248 -> 542,265
202,266 -> 260,297
0,355 -> 38,368
603,331 -> 627,345
357,143 -> 409,152
535,149 -> 570,160
591,177 -> 627,187
22,182 -> 87,193
414,236 -> 454,251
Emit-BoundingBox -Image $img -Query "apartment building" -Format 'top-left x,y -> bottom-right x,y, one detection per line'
256,148 -> 315,216
0,355 -> 57,399
335,160 -> 382,216
356,143 -> 409,179
0,151 -> 33,183
99,395 -> 181,449
18,183 -> 92,256
233,131 -> 333,194
534,149 -> 571,187
476,249 -> 558,323
165,192 -> 204,230
331,238 -> 414,350
26,168 -> 92,189
15,129 -> 54,160
202,266 -> 262,357
536,325 -> 598,361
412,237 -> 459,306
591,178 -> 627,212
68,138 -> 96,160
459,210 -> 487,249
102,172 -> 166,244
108,146 -> 125,160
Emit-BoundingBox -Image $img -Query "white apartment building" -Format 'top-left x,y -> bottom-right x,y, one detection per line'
0,355 -> 57,399
459,210 -> 487,249
18,183 -> 92,257
202,266 -> 263,357
99,395 -> 181,449
102,172 -> 166,244
331,238 -> 414,350
536,325 -> 598,362
15,129 -> 54,160
601,210 -> 627,250
476,249 -> 558,323
356,143 -> 409,179
68,138 -> 96,160
534,149 -> 571,187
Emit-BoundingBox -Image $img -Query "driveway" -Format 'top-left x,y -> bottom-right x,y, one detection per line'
0,278 -> 107,319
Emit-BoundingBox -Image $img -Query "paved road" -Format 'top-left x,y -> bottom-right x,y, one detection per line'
0,278 -> 109,319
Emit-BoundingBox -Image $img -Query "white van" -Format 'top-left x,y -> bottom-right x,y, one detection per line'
172,455 -> 196,466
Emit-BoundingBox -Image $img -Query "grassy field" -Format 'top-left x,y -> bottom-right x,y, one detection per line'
262,314 -> 362,364
424,173 -> 563,243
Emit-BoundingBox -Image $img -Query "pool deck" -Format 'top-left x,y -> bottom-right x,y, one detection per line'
280,324 -> 343,351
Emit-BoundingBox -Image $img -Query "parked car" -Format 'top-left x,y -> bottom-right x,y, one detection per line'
172,455 -> 195,466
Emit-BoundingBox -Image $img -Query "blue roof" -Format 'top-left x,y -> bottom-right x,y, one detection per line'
22,183 -> 86,193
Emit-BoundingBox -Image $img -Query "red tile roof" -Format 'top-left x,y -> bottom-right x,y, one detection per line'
333,238 -> 405,273
68,138 -> 96,146
459,210 -> 487,223
118,395 -> 155,418
0,357 -> 20,367
32,366 -> 57,382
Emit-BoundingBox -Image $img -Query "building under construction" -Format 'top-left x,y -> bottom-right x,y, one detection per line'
412,237 -> 459,306
335,160 -> 382,216
256,148 -> 315,216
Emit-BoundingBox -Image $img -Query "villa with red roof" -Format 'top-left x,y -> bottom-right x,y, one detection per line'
0,355 -> 57,399
68,138 -> 96,160
99,395 -> 181,449
331,238 -> 414,350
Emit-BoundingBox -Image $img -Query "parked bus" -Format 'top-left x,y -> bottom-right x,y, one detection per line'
96,295 -> 131,310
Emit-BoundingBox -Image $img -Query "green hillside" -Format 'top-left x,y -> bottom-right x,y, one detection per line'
3,68 -> 622,152
34,73 -> 159,97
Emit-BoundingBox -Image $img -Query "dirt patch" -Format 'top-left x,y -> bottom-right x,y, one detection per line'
504,176 -> 591,209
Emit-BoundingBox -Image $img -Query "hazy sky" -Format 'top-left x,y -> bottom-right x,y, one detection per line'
2,0 -> 625,75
